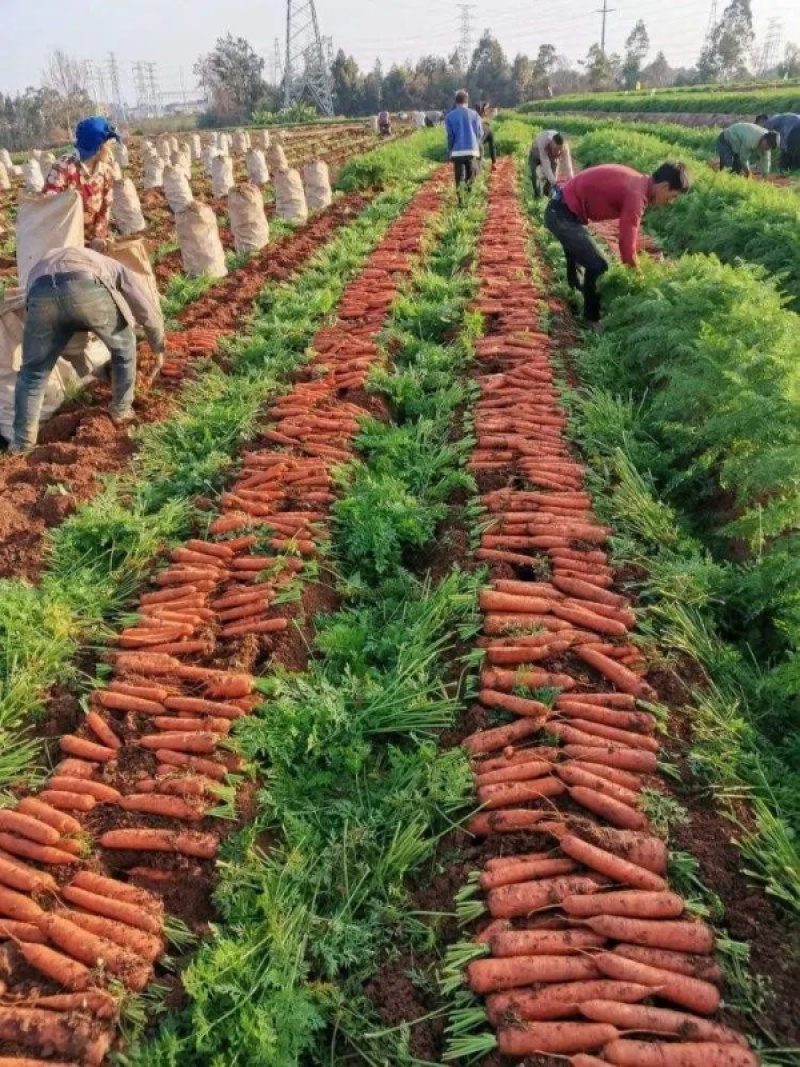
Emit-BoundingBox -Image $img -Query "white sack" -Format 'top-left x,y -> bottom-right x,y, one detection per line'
143,156 -> 164,190
246,148 -> 269,186
16,190 -> 84,287
22,159 -> 45,193
111,178 -> 146,235
274,168 -> 308,224
228,184 -> 269,255
0,163 -> 9,191
303,160 -> 332,212
175,202 -> 227,279
163,164 -> 194,214
211,154 -> 234,199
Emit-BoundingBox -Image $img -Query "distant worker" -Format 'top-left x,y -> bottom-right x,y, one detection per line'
716,121 -> 778,177
378,110 -> 392,137
529,129 -> 574,199
445,90 -> 483,195
477,101 -> 497,169
544,162 -> 691,328
43,117 -> 120,247
11,246 -> 165,453
756,112 -> 800,169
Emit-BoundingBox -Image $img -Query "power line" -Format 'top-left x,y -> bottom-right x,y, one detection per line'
596,0 -> 616,55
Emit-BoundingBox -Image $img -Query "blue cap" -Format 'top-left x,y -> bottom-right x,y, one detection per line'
75,116 -> 121,161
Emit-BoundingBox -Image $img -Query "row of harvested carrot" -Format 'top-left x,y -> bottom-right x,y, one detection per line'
455,161 -> 756,1067
0,174 -> 449,1066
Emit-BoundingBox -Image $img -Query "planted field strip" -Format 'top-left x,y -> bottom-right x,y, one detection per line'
446,159 -> 757,1063
0,173 -> 447,1064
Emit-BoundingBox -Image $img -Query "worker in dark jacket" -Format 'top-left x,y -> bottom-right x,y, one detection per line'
445,90 -> 483,194
544,162 -> 690,327
477,101 -> 497,169
756,112 -> 800,169
12,246 -> 165,452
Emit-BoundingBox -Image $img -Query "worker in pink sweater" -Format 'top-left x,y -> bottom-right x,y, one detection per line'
544,162 -> 691,326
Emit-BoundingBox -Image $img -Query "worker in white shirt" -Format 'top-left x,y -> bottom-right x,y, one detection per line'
529,130 -> 574,199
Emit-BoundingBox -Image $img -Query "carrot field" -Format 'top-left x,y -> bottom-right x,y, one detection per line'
0,118 -> 797,1067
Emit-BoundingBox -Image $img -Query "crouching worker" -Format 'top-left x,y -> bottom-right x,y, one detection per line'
529,129 -> 574,198
11,246 -> 165,453
716,122 -> 778,177
544,162 -> 690,328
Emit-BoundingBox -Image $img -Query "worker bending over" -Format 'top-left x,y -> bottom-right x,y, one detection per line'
12,246 -> 165,453
716,122 -> 778,177
477,102 -> 497,169
529,130 -> 574,198
378,110 -> 392,137
756,112 -> 800,170
44,116 -> 120,247
445,91 -> 483,195
544,162 -> 690,327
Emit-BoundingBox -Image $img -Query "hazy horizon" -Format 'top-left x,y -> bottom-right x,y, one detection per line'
2,0 -> 798,103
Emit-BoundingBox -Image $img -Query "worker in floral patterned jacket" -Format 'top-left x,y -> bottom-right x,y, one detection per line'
43,116 -> 120,247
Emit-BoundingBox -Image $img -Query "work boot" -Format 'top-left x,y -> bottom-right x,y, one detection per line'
110,409 -> 136,428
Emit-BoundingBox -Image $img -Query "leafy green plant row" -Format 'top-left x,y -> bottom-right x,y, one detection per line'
571,126 -> 800,307
121,174 -> 489,1067
521,85 -> 800,115
527,169 -> 800,914
0,135 -> 440,796
507,111 -> 721,159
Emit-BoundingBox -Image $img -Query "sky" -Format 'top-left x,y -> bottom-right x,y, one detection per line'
1,0 -> 799,102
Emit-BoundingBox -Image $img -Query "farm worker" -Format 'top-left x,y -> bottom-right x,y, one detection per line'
756,113 -> 800,169
477,102 -> 497,169
445,90 -> 483,195
43,116 -> 120,247
529,130 -> 574,199
11,246 -> 165,453
716,122 -> 778,177
378,110 -> 392,137
544,162 -> 691,328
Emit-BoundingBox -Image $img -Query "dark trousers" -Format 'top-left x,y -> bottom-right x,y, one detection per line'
453,157 -> 478,188
529,149 -> 552,198
717,131 -> 745,174
782,126 -> 800,169
544,198 -> 608,323
482,127 -> 497,164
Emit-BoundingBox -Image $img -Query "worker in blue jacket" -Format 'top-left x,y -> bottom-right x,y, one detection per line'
445,90 -> 483,195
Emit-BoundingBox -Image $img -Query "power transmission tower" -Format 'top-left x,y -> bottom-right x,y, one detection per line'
284,0 -> 334,115
596,0 -> 616,56
758,18 -> 782,75
146,63 -> 162,117
704,0 -> 718,40
457,4 -> 475,71
107,52 -> 127,121
132,62 -> 149,112
272,37 -> 284,86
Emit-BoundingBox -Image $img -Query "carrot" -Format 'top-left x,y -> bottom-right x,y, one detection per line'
563,891 -> 684,919
173,666 -> 253,698
59,736 -> 116,763
571,693 -> 637,708
579,1002 -> 749,1046
463,718 -> 543,756
38,913 -> 151,991
0,854 -> 56,894
96,691 -> 165,715
120,794 -> 206,821
113,652 -> 181,677
70,871 -> 160,910
568,786 -> 650,831
478,690 -> 552,721
0,919 -> 46,942
0,885 -> 44,923
21,990 -> 117,1018
216,599 -> 272,623
490,929 -> 606,957
552,576 -> 629,608
559,834 -> 667,890
612,945 -> 723,983
563,745 -> 658,774
47,778 -> 121,804
483,668 -> 576,692
100,828 -> 219,859
187,539 -> 233,559
557,700 -> 655,734
486,643 -> 572,665
16,942 -> 90,991
602,1041 -> 757,1067
219,618 -> 289,638
575,647 -> 655,698
0,810 -> 61,847
60,885 -> 162,935
559,719 -> 659,752
141,639 -> 213,656
468,810 -> 548,836
164,696 -> 246,719
16,798 -> 83,835
557,764 -> 641,807
586,916 -> 714,954
468,954 -> 600,994
171,547 -> 230,568
0,835 -> 78,868
497,1022 -> 620,1056
156,567 -> 223,586
488,876 -> 603,920
52,759 -> 97,778
37,790 -> 96,813
486,980 -> 652,1025
57,909 -> 163,963
140,732 -> 218,754
136,776 -> 215,797
155,750 -> 227,781
152,716 -> 230,734
594,953 -> 720,1015
475,760 -> 555,788
140,586 -> 200,606
477,746 -> 560,773
550,603 -> 628,637
480,591 -> 553,614
83,712 -> 121,750
568,760 -> 643,792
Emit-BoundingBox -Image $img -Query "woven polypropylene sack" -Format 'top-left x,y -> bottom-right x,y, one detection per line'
0,149 -> 11,169
190,134 -> 202,160
228,184 -> 269,255
175,202 -> 228,279
143,156 -> 164,190
157,138 -> 171,161
211,155 -> 234,199
115,141 -> 129,169
267,142 -> 288,172
232,129 -> 249,154
16,190 -> 84,287
274,168 -> 308,224
246,148 -> 269,186
106,236 -> 161,309
111,178 -> 146,235
163,165 -> 194,214
303,160 -> 332,212
0,163 -> 9,191
22,159 -> 44,193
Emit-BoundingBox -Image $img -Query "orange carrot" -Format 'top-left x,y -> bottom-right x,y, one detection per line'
0,834 -> 78,868
70,871 -> 160,910
478,689 -> 551,720
602,1041 -> 757,1067
112,652 -> 181,676
488,876 -> 603,920
487,980 -> 651,1024
155,750 -> 227,781
136,776 -> 216,797
559,834 -> 667,890
483,667 -> 576,692
568,786 -> 650,831
572,693 -> 637,708
120,793 -> 206,821
15,799 -> 80,838
38,913 -> 151,991
17,941 -> 90,991
52,759 -> 97,778
60,884 -> 162,935
563,745 -> 658,774
37,790 -> 96,813
478,777 -> 566,809
579,1001 -> 749,1046
56,907 -> 163,963
463,718 -> 543,756
0,885 -> 44,923
100,828 -> 218,858
557,765 -> 641,807
568,761 -> 643,792
468,810 -> 548,836
480,858 -> 577,891
140,732 -> 218,754
84,712 -> 121,750
612,945 -> 723,984
97,691 -> 165,715
164,696 -> 246,719
575,647 -> 655,698
559,719 -> 659,753
219,618 -> 289,638
59,736 -> 116,763
22,990 -> 118,1018
47,778 -> 121,804
0,810 -> 61,847
475,760 -> 554,788
497,1022 -> 620,1056
557,700 -> 655,734
173,666 -> 253,698
563,891 -> 684,919
468,953 -> 600,994
490,928 -> 606,957
0,918 -> 46,942
586,916 -> 714,954
593,953 -> 720,1015
0,852 -> 57,893
152,716 -> 230,734
552,576 -> 629,608
140,586 -> 200,606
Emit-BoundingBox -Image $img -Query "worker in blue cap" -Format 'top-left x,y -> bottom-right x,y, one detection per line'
43,116 -> 121,246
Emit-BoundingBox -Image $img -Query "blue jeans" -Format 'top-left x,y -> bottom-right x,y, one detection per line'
14,276 -> 136,449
